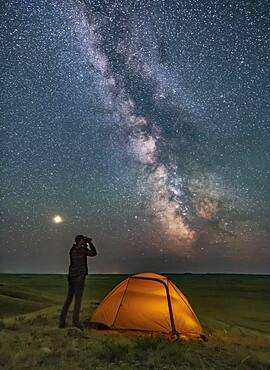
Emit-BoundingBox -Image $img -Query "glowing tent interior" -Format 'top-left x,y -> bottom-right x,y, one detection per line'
90,272 -> 204,339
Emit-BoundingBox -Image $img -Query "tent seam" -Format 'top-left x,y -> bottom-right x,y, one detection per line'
111,277 -> 130,328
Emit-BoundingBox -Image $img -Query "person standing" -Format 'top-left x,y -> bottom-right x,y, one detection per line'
59,234 -> 97,329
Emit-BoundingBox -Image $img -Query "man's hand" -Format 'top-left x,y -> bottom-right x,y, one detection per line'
83,240 -> 97,257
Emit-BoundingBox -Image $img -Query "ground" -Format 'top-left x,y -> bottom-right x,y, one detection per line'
0,274 -> 269,370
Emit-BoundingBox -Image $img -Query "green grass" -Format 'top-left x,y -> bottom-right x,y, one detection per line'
0,273 -> 269,370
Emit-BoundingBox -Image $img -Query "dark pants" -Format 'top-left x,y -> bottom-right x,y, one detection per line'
59,275 -> 85,326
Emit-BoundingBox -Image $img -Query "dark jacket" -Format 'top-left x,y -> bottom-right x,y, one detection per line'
68,242 -> 97,278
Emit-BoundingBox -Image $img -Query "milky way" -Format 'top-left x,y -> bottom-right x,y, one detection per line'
1,0 -> 269,273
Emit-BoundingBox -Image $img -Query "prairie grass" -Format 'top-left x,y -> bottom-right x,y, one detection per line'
0,273 -> 269,370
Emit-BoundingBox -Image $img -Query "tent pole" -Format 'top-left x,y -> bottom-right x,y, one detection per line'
164,282 -> 177,336
131,276 -> 178,336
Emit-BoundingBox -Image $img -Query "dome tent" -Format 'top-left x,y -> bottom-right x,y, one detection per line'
90,272 -> 204,339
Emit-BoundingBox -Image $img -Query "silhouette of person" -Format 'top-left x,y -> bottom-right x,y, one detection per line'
59,235 -> 97,329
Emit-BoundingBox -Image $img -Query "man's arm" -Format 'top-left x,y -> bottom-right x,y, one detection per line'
83,241 -> 97,257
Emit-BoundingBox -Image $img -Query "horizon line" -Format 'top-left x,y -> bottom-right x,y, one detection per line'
0,271 -> 269,276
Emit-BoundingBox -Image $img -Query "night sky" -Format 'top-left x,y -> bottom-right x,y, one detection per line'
1,0 -> 269,274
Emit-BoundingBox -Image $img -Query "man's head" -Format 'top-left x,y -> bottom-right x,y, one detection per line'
75,235 -> 85,246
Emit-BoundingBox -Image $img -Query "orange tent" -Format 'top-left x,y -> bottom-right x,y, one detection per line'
90,272 -> 203,339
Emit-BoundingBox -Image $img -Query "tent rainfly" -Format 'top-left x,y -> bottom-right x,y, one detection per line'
90,272 -> 204,339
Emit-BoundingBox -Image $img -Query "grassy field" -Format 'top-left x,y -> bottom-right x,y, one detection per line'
0,273 -> 269,370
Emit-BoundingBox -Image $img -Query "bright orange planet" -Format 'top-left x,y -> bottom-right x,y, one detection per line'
52,215 -> 64,224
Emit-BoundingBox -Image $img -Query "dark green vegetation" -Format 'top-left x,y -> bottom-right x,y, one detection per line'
0,274 -> 269,370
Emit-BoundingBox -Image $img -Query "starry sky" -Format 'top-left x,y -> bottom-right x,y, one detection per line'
1,0 -> 269,274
